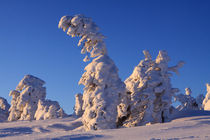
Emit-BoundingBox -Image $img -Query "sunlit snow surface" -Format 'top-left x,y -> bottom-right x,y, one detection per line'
0,110 -> 210,140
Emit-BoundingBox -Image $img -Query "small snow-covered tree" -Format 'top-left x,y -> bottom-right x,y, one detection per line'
202,84 -> 210,110
34,100 -> 66,120
175,88 -> 198,111
8,75 -> 46,121
8,75 -> 67,121
196,94 -> 205,110
123,50 -> 184,127
74,93 -> 84,117
59,14 -> 127,130
0,97 -> 10,122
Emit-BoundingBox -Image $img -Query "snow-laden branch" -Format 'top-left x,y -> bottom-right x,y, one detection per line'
59,15 -> 107,62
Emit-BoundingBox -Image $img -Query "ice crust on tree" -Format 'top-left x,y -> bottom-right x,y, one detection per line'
58,14 -> 107,61
202,84 -> 210,110
34,100 -> 66,120
79,55 -> 126,130
8,75 -> 66,121
59,14 -> 127,130
74,93 -> 84,117
175,88 -> 199,111
0,97 -> 10,122
123,50 -> 184,127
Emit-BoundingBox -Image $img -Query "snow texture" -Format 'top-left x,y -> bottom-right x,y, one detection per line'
203,84 -> 210,110
0,97 -> 10,122
8,75 -> 66,121
123,50 -> 184,127
79,54 -> 126,130
175,88 -> 199,111
74,93 -> 84,117
58,14 -> 107,61
1,110 -> 210,139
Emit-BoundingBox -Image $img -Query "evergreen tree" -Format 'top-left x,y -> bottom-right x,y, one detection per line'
59,14 -> 126,130
123,50 -> 184,127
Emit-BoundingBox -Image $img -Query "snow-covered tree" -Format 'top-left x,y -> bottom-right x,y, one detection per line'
59,14 -> 127,130
175,88 -> 198,111
196,94 -> 205,110
8,75 -> 46,121
8,75 -> 66,121
123,50 -> 184,127
202,84 -> 210,110
0,97 -> 10,122
34,100 -> 67,120
74,93 -> 84,117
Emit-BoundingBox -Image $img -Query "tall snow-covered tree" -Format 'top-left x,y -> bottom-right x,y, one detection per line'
59,14 -> 127,130
0,97 -> 10,122
123,50 -> 184,127
202,84 -> 210,110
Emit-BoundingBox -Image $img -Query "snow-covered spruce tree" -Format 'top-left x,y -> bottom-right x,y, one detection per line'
123,50 -> 184,127
34,99 -> 67,120
59,14 -> 127,130
8,75 -> 46,121
0,97 -> 10,122
74,93 -> 84,117
202,84 -> 210,110
175,88 -> 198,111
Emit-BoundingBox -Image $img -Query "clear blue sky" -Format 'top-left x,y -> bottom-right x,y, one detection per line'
0,0 -> 210,114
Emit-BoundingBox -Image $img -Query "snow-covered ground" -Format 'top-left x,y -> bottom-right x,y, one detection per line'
0,110 -> 210,140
